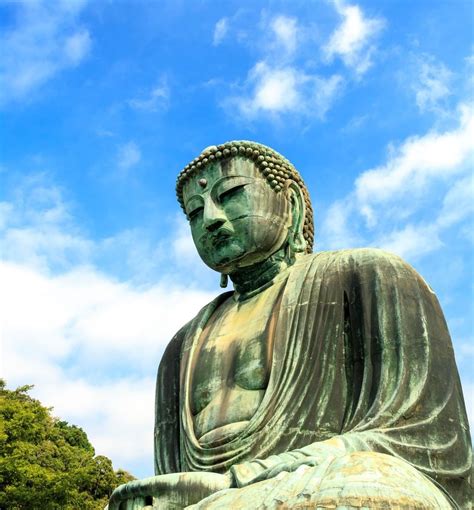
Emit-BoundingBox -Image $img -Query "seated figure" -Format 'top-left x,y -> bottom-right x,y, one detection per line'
108,141 -> 472,509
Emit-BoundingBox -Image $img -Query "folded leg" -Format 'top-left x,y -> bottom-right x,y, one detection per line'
188,452 -> 452,509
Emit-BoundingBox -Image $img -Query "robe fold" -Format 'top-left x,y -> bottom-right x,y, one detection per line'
154,249 -> 472,508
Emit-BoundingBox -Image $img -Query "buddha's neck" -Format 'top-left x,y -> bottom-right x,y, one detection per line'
230,246 -> 292,300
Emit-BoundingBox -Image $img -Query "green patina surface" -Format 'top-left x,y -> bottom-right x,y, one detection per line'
107,141 -> 472,510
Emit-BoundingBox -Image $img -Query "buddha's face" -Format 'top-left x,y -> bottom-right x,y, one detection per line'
182,157 -> 292,274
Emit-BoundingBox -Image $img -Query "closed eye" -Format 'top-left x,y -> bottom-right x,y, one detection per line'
219,184 -> 246,204
188,206 -> 203,221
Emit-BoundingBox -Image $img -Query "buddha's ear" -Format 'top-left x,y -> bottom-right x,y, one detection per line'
286,181 -> 307,253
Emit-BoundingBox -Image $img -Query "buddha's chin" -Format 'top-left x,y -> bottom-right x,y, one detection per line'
214,252 -> 274,276
202,245 -> 248,273
211,257 -> 244,274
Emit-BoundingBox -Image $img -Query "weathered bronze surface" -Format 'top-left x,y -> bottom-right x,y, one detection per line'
108,141 -> 472,509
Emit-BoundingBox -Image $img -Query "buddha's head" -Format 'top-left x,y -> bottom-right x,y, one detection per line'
177,141 -> 314,276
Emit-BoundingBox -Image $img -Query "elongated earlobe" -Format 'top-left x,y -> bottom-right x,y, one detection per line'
289,229 -> 306,253
287,182 -> 307,256
220,273 -> 229,288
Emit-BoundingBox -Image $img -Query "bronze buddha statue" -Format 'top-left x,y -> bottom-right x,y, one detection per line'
108,141 -> 471,509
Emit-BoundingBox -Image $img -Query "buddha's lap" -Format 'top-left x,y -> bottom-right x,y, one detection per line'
189,452 -> 452,509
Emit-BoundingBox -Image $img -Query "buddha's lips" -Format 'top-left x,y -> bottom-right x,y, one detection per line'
197,228 -> 234,249
210,231 -> 232,248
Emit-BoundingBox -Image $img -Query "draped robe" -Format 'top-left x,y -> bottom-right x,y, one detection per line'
154,249 -> 472,508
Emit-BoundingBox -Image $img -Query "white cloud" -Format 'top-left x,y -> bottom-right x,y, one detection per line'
43,375 -> 156,464
242,63 -> 299,113
118,141 -> 141,170
231,61 -> 342,119
412,55 -> 452,113
171,216 -> 202,263
63,29 -> 91,64
437,174 -> 474,229
0,174 -> 92,272
129,79 -> 170,112
0,175 -> 216,474
320,198 -> 364,249
355,103 -> 474,216
324,0 -> 384,75
215,4 -> 387,124
342,114 -> 369,132
213,17 -> 229,46
270,15 -> 298,55
1,262 -> 213,374
0,0 -> 91,105
320,102 -> 474,261
376,224 -> 443,260
219,7 -> 384,123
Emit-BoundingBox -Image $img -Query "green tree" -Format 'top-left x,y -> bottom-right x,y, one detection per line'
0,380 -> 134,510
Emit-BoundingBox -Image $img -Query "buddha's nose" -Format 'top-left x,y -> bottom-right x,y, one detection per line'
203,199 -> 226,232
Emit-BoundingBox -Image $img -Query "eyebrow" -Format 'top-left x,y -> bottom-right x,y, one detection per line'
184,192 -> 204,202
184,193 -> 204,208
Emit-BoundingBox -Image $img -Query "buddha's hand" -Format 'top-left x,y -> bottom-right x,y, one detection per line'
107,472 -> 233,510
247,437 -> 346,485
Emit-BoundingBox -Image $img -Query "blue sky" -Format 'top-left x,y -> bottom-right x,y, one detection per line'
1,0 -> 473,478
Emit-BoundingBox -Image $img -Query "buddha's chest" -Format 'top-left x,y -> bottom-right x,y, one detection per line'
190,282 -> 284,416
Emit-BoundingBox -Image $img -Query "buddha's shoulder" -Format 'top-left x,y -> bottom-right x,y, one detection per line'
294,248 -> 416,276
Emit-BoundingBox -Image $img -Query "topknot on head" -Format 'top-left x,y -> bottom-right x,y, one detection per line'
176,140 -> 314,253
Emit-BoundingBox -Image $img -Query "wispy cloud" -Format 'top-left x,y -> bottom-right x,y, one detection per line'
375,223 -> 443,260
0,0 -> 91,106
128,78 -> 170,112
324,0 -> 384,76
226,13 -> 344,121
230,62 -> 342,119
63,28 -> 91,64
222,4 -> 384,122
355,103 -> 474,215
0,174 -> 92,272
270,15 -> 298,56
411,55 -> 453,113
117,141 -> 141,171
320,101 -> 474,260
1,259 -> 214,470
0,173 -> 215,473
213,17 -> 229,46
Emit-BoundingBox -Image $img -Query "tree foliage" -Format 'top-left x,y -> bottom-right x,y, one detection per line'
0,380 -> 134,510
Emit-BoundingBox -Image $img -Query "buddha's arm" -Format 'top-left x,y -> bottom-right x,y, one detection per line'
153,324 -> 186,476
230,251 -> 471,506
107,472 -> 233,510
229,437 -> 346,486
